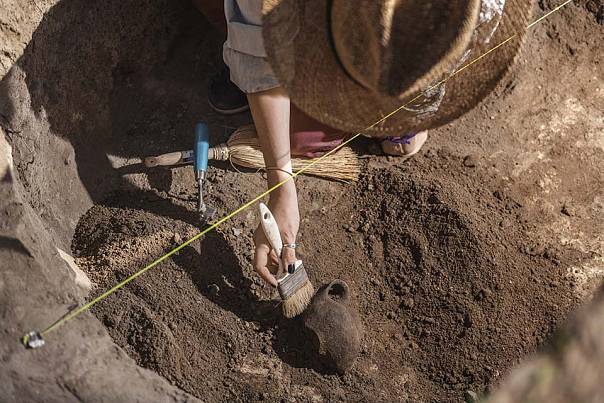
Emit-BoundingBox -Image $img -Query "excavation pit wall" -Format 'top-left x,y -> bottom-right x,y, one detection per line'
0,0 -> 592,402
0,0 -> 213,400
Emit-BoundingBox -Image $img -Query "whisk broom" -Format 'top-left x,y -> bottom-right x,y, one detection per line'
144,125 -> 360,181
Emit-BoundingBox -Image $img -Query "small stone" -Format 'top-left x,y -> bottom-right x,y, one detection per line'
392,333 -> 404,342
476,288 -> 491,301
505,200 -> 521,210
387,311 -> 396,319
379,291 -> 386,301
463,155 -> 477,167
464,390 -> 479,403
169,322 -> 177,332
561,203 -> 575,217
524,244 -> 545,256
208,284 -> 220,296
232,228 -> 243,236
103,315 -> 116,328
543,247 -> 556,259
172,233 -> 182,244
402,297 -> 415,309
361,343 -> 369,354
260,345 -> 269,354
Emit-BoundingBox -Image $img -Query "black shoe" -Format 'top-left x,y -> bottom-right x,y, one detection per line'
208,65 -> 249,115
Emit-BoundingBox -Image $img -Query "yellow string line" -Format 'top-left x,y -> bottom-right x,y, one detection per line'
528,0 -> 572,28
36,0 -> 571,338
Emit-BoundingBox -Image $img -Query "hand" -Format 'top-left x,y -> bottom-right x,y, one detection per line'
253,184 -> 299,287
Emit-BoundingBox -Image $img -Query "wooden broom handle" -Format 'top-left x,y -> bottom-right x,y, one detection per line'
144,144 -> 230,168
144,151 -> 189,167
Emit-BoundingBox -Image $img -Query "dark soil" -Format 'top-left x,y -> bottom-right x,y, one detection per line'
73,152 -> 580,402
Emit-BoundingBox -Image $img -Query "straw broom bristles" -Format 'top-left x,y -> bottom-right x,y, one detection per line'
210,125 -> 360,182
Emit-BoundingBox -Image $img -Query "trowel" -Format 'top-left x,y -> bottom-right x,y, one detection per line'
143,122 -> 216,223
194,122 -> 216,223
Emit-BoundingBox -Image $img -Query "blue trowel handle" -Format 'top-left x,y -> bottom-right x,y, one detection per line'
194,122 -> 210,173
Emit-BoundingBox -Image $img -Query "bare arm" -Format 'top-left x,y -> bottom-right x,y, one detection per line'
247,87 -> 299,286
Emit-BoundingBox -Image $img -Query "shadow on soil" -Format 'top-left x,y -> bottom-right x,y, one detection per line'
1,0 -> 240,213
2,0 -> 328,379
173,236 -> 328,373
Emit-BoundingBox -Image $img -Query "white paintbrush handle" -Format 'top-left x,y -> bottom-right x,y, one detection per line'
259,203 -> 283,258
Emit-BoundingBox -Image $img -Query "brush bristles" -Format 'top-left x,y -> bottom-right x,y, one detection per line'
281,280 -> 314,318
227,125 -> 360,182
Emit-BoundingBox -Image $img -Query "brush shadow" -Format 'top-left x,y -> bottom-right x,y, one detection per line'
172,238 -> 279,328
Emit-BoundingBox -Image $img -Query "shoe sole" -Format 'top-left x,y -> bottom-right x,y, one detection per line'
208,100 -> 250,116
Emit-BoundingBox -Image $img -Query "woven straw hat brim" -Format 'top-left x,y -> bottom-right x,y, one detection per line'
262,0 -> 532,135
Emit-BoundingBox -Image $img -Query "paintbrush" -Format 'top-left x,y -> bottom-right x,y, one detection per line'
259,203 -> 314,317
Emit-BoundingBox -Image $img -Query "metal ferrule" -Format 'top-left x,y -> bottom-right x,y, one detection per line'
277,261 -> 308,300
209,143 -> 230,161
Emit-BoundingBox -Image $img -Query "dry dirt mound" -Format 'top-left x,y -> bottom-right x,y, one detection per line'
73,156 -> 580,402
349,164 -> 577,398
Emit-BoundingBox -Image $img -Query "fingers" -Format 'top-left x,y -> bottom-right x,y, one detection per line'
253,244 -> 278,287
281,246 -> 297,270
269,250 -> 280,268
252,224 -> 298,287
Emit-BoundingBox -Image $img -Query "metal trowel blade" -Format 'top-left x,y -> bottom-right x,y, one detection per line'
200,205 -> 217,223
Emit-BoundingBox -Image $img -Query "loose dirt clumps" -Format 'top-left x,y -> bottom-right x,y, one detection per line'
73,155 -> 579,401
347,163 -> 579,398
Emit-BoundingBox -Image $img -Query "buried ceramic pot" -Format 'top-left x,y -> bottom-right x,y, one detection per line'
302,279 -> 363,373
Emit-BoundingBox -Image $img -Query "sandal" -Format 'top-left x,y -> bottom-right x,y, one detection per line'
381,130 -> 428,160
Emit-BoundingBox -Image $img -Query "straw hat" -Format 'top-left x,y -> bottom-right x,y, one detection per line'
262,0 -> 532,135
